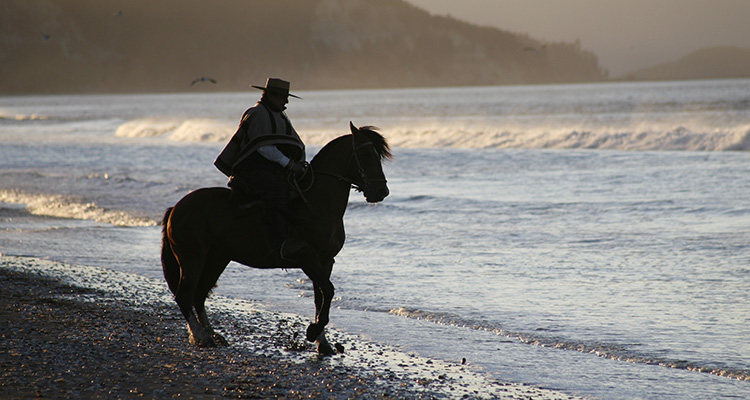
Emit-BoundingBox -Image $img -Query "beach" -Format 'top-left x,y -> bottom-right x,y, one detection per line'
0,256 -> 580,399
2,81 -> 749,398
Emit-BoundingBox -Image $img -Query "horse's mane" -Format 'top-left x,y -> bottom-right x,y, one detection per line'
358,126 -> 393,161
313,126 -> 392,163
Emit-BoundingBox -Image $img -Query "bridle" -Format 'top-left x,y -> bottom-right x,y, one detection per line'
329,136 -> 387,193
294,135 -> 387,198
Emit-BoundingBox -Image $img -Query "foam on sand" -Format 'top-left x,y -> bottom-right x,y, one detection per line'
1,255 -> 583,400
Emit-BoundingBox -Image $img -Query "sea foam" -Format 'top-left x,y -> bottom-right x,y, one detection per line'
114,118 -> 235,142
383,124 -> 750,151
0,189 -> 156,227
114,118 -> 179,138
114,118 -> 750,151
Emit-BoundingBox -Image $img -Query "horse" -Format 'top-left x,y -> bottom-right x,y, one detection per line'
161,122 -> 391,354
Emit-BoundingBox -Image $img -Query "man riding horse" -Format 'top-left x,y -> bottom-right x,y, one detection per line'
214,78 -> 309,263
163,121 -> 391,353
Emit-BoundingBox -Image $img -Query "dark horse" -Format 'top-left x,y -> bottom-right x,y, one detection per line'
161,123 -> 391,354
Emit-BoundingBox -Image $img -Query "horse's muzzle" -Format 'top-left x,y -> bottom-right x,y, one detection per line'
365,184 -> 390,203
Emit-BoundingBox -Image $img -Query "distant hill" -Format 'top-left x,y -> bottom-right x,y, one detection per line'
625,46 -> 750,81
0,0 -> 608,94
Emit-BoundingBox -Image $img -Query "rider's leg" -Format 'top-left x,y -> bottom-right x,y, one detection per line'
257,171 -> 308,262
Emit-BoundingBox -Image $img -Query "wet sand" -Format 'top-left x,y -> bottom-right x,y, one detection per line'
0,256 -> 581,399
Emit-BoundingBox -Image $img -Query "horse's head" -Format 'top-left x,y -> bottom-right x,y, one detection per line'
348,122 -> 391,203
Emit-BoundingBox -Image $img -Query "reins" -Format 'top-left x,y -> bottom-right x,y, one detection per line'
288,163 -> 313,205
290,136 -> 386,205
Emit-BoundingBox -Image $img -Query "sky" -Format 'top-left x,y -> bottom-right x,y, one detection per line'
404,0 -> 750,77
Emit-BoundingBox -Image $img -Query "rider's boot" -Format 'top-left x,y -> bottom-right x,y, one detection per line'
265,210 -> 309,264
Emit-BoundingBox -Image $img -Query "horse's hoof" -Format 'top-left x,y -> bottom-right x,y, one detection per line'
190,337 -> 217,347
317,341 -> 337,356
189,332 -> 217,347
212,332 -> 228,346
306,323 -> 324,342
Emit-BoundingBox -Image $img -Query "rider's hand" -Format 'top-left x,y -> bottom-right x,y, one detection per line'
286,160 -> 308,177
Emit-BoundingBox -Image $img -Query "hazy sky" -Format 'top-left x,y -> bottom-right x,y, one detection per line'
404,0 -> 750,77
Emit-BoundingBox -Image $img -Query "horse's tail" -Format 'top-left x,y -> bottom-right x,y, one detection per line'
161,207 -> 180,296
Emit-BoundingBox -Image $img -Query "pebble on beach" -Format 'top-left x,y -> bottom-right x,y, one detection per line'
0,256 -> 581,399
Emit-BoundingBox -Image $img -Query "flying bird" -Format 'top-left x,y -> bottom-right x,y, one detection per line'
524,45 -> 547,55
41,32 -> 51,41
190,77 -> 217,86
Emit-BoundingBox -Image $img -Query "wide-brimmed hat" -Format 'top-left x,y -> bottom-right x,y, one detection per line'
251,78 -> 301,99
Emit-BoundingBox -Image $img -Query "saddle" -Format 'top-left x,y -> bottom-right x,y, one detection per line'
227,175 -> 265,211
228,172 -> 305,208
227,174 -> 312,265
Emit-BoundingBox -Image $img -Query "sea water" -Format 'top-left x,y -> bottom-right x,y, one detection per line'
1,79 -> 749,399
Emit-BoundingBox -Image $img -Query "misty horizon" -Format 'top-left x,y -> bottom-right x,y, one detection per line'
404,0 -> 750,77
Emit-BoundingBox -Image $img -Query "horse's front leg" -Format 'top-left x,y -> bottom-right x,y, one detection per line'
307,279 -> 335,354
310,279 -> 337,355
303,259 -> 336,354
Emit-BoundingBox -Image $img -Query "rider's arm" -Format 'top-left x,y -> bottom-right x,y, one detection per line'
257,145 -> 292,168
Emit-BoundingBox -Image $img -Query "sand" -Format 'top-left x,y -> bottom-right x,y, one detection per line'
0,255 -> 582,399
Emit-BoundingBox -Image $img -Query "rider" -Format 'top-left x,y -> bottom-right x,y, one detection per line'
214,78 -> 308,262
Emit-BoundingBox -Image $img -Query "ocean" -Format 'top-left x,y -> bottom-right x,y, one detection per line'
1,79 -> 749,399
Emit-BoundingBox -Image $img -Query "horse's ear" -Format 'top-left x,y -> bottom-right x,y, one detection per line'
349,121 -> 359,135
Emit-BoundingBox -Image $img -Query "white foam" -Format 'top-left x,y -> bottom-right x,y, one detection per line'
0,189 -> 156,227
114,118 -> 179,138
2,256 -> 583,400
114,117 -> 750,151
383,123 -> 750,151
298,130 -> 345,146
1,114 -> 51,121
0,107 -> 51,121
114,118 -> 236,142
167,118 -> 235,142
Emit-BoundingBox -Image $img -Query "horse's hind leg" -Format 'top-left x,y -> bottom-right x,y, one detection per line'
194,251 -> 230,345
175,256 -> 217,347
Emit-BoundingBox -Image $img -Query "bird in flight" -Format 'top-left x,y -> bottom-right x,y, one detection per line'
191,77 -> 217,86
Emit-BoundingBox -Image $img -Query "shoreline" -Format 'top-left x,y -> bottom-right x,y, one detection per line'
0,255 -> 581,399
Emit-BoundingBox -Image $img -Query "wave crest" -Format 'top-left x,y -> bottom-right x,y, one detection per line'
114,118 -> 178,138
0,189 -> 156,227
114,117 -> 750,151
167,119 -> 235,142
0,113 -> 51,121
114,118 -> 235,142
385,124 -> 750,151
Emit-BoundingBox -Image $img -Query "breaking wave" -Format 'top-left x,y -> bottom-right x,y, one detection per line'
0,113 -> 51,121
389,307 -> 750,381
114,118 -> 236,142
383,124 -> 750,151
0,189 -> 156,227
113,118 -> 750,151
